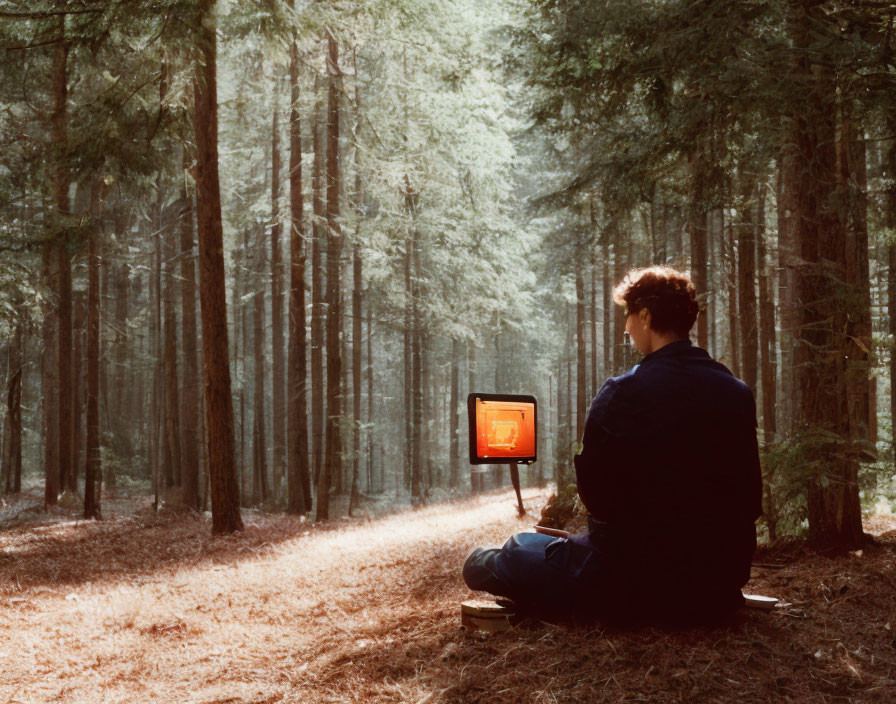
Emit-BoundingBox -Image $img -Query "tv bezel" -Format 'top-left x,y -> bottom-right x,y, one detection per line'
467,392 -> 538,465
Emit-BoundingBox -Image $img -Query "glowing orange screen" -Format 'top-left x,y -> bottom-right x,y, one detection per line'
475,399 -> 536,460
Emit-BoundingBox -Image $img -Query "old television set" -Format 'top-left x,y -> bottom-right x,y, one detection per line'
467,393 -> 537,465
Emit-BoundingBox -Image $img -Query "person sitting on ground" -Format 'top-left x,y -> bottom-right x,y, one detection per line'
462,265 -> 762,624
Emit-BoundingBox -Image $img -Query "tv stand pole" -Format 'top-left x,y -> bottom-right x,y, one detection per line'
509,462 -> 525,517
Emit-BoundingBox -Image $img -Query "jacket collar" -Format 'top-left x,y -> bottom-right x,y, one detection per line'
641,339 -> 694,364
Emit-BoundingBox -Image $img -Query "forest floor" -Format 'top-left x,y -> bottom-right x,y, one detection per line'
1,488 -> 896,704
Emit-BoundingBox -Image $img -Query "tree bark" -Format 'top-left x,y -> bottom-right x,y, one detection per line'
83,181 -> 104,520
722,210 -> 740,377
180,161 -> 201,511
575,257 -> 587,441
841,111 -> 874,456
287,29 -> 309,515
789,2 -> 863,549
737,176 -> 758,394
317,34 -> 343,521
4,319 -> 23,494
688,152 -> 709,350
193,0 -> 242,533
887,112 -> 896,473
349,246 -> 362,512
270,98 -> 286,503
310,75 -> 326,490
52,17 -> 72,505
253,225 -> 268,505
70,291 -> 84,494
449,337 -> 459,489
163,206 -> 182,491
777,146 -> 798,437
42,243 -> 60,508
756,184 -> 776,441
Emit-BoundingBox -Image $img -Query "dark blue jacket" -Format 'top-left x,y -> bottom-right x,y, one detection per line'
573,340 -> 762,617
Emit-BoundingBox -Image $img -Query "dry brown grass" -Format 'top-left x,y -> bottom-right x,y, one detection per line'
1,489 -> 896,704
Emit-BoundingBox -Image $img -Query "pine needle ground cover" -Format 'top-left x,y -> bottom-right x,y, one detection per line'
1,490 -> 895,703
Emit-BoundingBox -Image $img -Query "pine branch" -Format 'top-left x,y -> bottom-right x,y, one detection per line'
0,8 -> 103,20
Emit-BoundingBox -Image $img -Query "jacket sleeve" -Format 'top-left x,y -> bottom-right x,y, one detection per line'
573,379 -> 625,523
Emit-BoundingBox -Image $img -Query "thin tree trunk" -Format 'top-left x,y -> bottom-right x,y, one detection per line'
887,112 -> 896,473
42,243 -> 60,508
723,210 -> 740,377
602,243 -> 611,379
757,183 -> 776,441
4,320 -> 23,494
267,96 -> 286,504
738,175 -> 758,394
193,0 -> 242,533
612,232 -> 626,373
449,338 -> 459,489
52,17 -> 71,506
163,207 -> 182,491
366,311 -> 374,492
575,258 -> 587,441
287,26 -> 309,515
688,163 -> 709,350
590,250 -> 598,396
180,160 -> 201,511
310,76 -> 326,490
70,291 -> 84,494
317,34 -> 343,522
253,225 -> 268,504
349,246 -> 362,513
777,148 -> 798,436
83,181 -> 104,520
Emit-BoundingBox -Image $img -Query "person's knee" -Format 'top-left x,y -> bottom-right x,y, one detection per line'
462,546 -> 502,593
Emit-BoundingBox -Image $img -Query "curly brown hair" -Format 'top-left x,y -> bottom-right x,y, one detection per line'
612,266 -> 699,338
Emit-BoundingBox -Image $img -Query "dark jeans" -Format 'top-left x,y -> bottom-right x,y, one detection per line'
462,532 -> 610,621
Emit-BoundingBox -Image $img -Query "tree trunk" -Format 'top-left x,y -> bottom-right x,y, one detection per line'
403,232 -> 413,494
575,258 -> 587,441
789,3 -> 863,549
287,29 -> 309,515
42,243 -> 60,508
4,320 -> 23,494
253,225 -> 268,505
163,207 -> 182,491
612,232 -> 626,373
51,18 -> 71,506
83,181 -> 104,520
723,210 -> 740,377
887,112 -> 896,473
349,246 -> 362,513
737,176 -> 758,394
468,343 -> 480,493
602,243 -> 611,379
270,98 -> 286,504
590,249 -> 598,396
449,338 -> 459,489
688,162 -> 709,349
756,183 -> 776,442
310,75 -> 326,490
367,311 -> 374,492
180,166 -> 201,511
193,0 -> 242,534
777,148 -> 798,436
70,291 -> 84,494
318,34 -> 343,522
411,224 -> 424,502
841,112 -> 874,457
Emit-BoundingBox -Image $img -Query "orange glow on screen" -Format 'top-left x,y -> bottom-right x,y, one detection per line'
475,399 -> 536,460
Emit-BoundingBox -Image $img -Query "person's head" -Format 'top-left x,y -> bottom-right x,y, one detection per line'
612,266 -> 699,355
